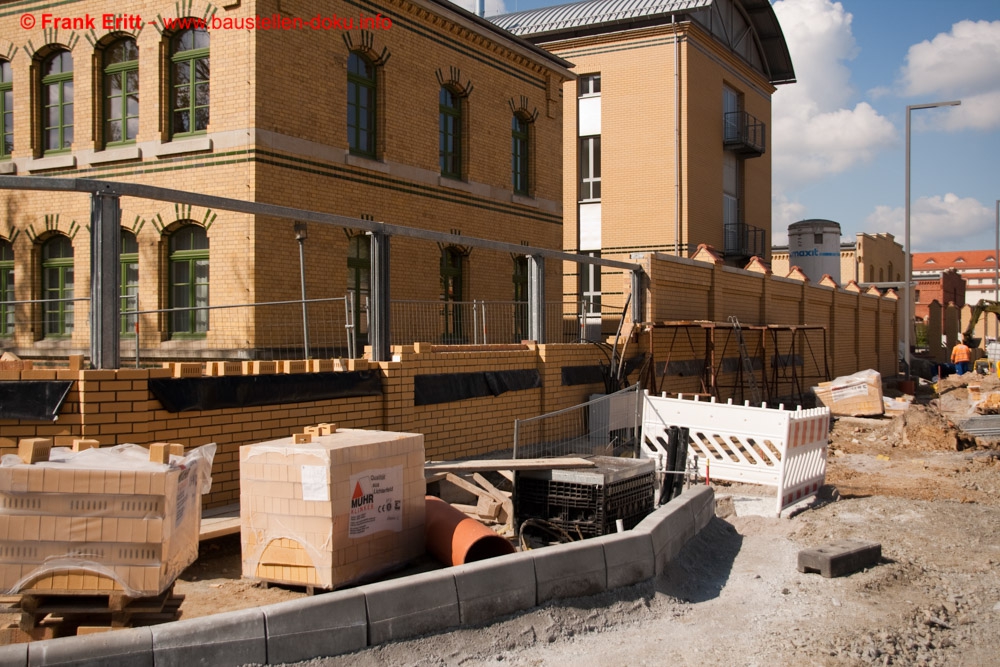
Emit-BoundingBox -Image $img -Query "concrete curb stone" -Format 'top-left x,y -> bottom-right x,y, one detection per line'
453,550 -> 537,625
262,588 -> 368,664
533,537 -> 607,604
150,605 -> 266,667
27,627 -> 153,667
598,530 -> 655,590
362,567 -> 460,645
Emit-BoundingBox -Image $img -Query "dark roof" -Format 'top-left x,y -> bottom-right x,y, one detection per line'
490,0 -> 794,85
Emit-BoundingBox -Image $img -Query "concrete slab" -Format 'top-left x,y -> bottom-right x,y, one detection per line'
0,640 -> 27,667
798,540 -> 882,578
599,530 -> 655,590
533,538 -> 607,604
27,627 -> 152,667
151,606 -> 265,667
363,567 -> 460,645
263,588 -> 368,663
453,551 -> 536,625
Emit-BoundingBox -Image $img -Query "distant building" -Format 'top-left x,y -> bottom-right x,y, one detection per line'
912,249 -> 1000,307
772,230 -> 903,286
913,269 -> 966,321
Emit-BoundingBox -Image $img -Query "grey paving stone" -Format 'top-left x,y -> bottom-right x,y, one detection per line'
599,530 -> 655,590
533,538 -> 607,604
0,640 -> 27,667
798,540 -> 882,578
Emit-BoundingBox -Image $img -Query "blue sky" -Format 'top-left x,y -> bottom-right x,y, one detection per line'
458,0 -> 1000,253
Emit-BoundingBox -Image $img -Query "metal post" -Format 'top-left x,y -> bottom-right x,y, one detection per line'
294,222 -> 310,359
995,200 -> 999,346
631,268 -> 644,325
904,100 -> 960,379
90,188 -> 121,369
345,291 -> 355,360
134,294 -> 140,369
527,255 -> 545,343
369,231 -> 391,361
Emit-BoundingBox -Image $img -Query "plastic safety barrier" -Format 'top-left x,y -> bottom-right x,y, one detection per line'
639,392 -> 830,515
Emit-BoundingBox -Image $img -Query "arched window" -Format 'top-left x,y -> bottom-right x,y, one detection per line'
0,60 -> 12,158
347,52 -> 375,157
42,235 -> 74,336
439,87 -> 461,178
41,50 -> 73,153
511,115 -> 529,195
440,247 -> 465,342
0,239 -> 13,336
120,231 -> 138,335
347,234 -> 369,344
171,28 -> 209,137
169,225 -> 209,336
104,38 -> 139,146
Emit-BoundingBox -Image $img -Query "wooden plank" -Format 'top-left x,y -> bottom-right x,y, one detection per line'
200,503 -> 241,541
473,473 -> 513,524
443,473 -> 493,501
497,470 -> 514,484
425,457 -> 595,475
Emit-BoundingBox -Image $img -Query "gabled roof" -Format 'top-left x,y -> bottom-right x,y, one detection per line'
913,249 -> 998,271
490,0 -> 795,84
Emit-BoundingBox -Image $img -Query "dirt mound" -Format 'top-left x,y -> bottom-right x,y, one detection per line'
892,404 -> 975,451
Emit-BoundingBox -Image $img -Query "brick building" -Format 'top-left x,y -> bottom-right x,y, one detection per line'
491,0 -> 795,314
913,249 -> 999,308
913,269 -> 966,321
772,230 -> 904,287
0,0 -> 573,360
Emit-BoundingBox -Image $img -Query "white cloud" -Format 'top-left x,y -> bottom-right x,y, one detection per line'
771,194 -> 808,242
899,20 -> 1000,132
864,194 -> 993,251
447,0 -> 507,17
771,0 -> 896,193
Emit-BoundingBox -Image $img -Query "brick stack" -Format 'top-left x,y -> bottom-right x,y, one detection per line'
0,439 -> 205,598
240,427 -> 425,590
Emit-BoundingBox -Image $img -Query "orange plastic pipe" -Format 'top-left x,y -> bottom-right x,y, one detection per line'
425,495 -> 516,566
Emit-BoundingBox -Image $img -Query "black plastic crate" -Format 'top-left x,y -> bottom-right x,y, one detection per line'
514,457 -> 655,539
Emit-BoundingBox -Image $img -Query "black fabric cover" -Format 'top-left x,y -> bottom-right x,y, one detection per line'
413,369 -> 541,406
561,365 -> 606,386
148,371 -> 382,413
0,381 -> 73,421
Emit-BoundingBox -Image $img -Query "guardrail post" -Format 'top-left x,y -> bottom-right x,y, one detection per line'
528,255 -> 545,343
369,231 -> 390,362
90,187 -> 121,369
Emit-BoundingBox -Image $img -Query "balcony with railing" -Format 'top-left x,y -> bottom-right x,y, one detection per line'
724,111 -> 766,157
724,221 -> 766,261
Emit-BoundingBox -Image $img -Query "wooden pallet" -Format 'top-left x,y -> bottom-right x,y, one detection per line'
0,584 -> 184,636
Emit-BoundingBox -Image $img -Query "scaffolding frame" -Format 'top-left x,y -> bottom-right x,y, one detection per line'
638,321 -> 830,406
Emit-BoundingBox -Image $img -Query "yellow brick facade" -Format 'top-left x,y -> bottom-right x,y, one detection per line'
0,0 -> 571,359
772,232 -> 904,286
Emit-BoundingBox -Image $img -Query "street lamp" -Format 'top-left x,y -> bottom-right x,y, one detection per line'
903,100 -> 961,380
294,221 -> 310,359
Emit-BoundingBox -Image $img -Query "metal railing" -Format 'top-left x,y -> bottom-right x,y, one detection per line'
513,383 -> 642,459
724,221 -> 766,260
724,110 -> 766,156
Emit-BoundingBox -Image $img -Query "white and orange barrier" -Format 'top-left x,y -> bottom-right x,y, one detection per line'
640,392 -> 830,516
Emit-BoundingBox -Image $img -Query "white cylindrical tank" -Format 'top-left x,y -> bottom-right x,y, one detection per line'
787,219 -> 842,283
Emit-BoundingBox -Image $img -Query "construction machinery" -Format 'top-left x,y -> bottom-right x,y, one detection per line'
961,299 -> 1000,348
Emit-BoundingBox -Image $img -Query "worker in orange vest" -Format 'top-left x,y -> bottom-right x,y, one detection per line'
951,338 -> 972,375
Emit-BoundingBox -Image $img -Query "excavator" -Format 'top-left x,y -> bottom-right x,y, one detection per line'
960,299 -> 1000,349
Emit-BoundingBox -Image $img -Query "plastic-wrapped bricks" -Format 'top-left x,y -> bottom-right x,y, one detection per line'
0,443 -> 215,598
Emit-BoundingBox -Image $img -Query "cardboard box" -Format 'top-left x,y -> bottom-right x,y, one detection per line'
240,429 -> 425,590
813,370 -> 884,417
0,444 -> 212,598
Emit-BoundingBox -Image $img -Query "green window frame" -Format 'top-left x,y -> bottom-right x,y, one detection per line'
120,231 -> 138,336
104,38 -> 139,146
0,239 -> 13,336
512,115 -> 529,195
41,235 -> 74,337
439,87 -> 461,178
347,52 -> 376,157
513,255 -> 528,342
41,50 -> 73,154
347,235 -> 370,343
170,28 -> 209,138
0,60 -> 12,158
440,247 -> 465,342
169,225 -> 209,337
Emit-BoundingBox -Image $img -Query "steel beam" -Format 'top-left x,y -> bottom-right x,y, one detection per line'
90,187 -> 121,369
528,255 -> 545,343
369,232 -> 391,362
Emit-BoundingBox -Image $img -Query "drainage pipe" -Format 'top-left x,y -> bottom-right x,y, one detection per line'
425,496 -> 516,566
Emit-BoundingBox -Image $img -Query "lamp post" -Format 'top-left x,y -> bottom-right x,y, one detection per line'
294,221 -> 310,360
995,199 -> 999,344
904,100 -> 961,379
